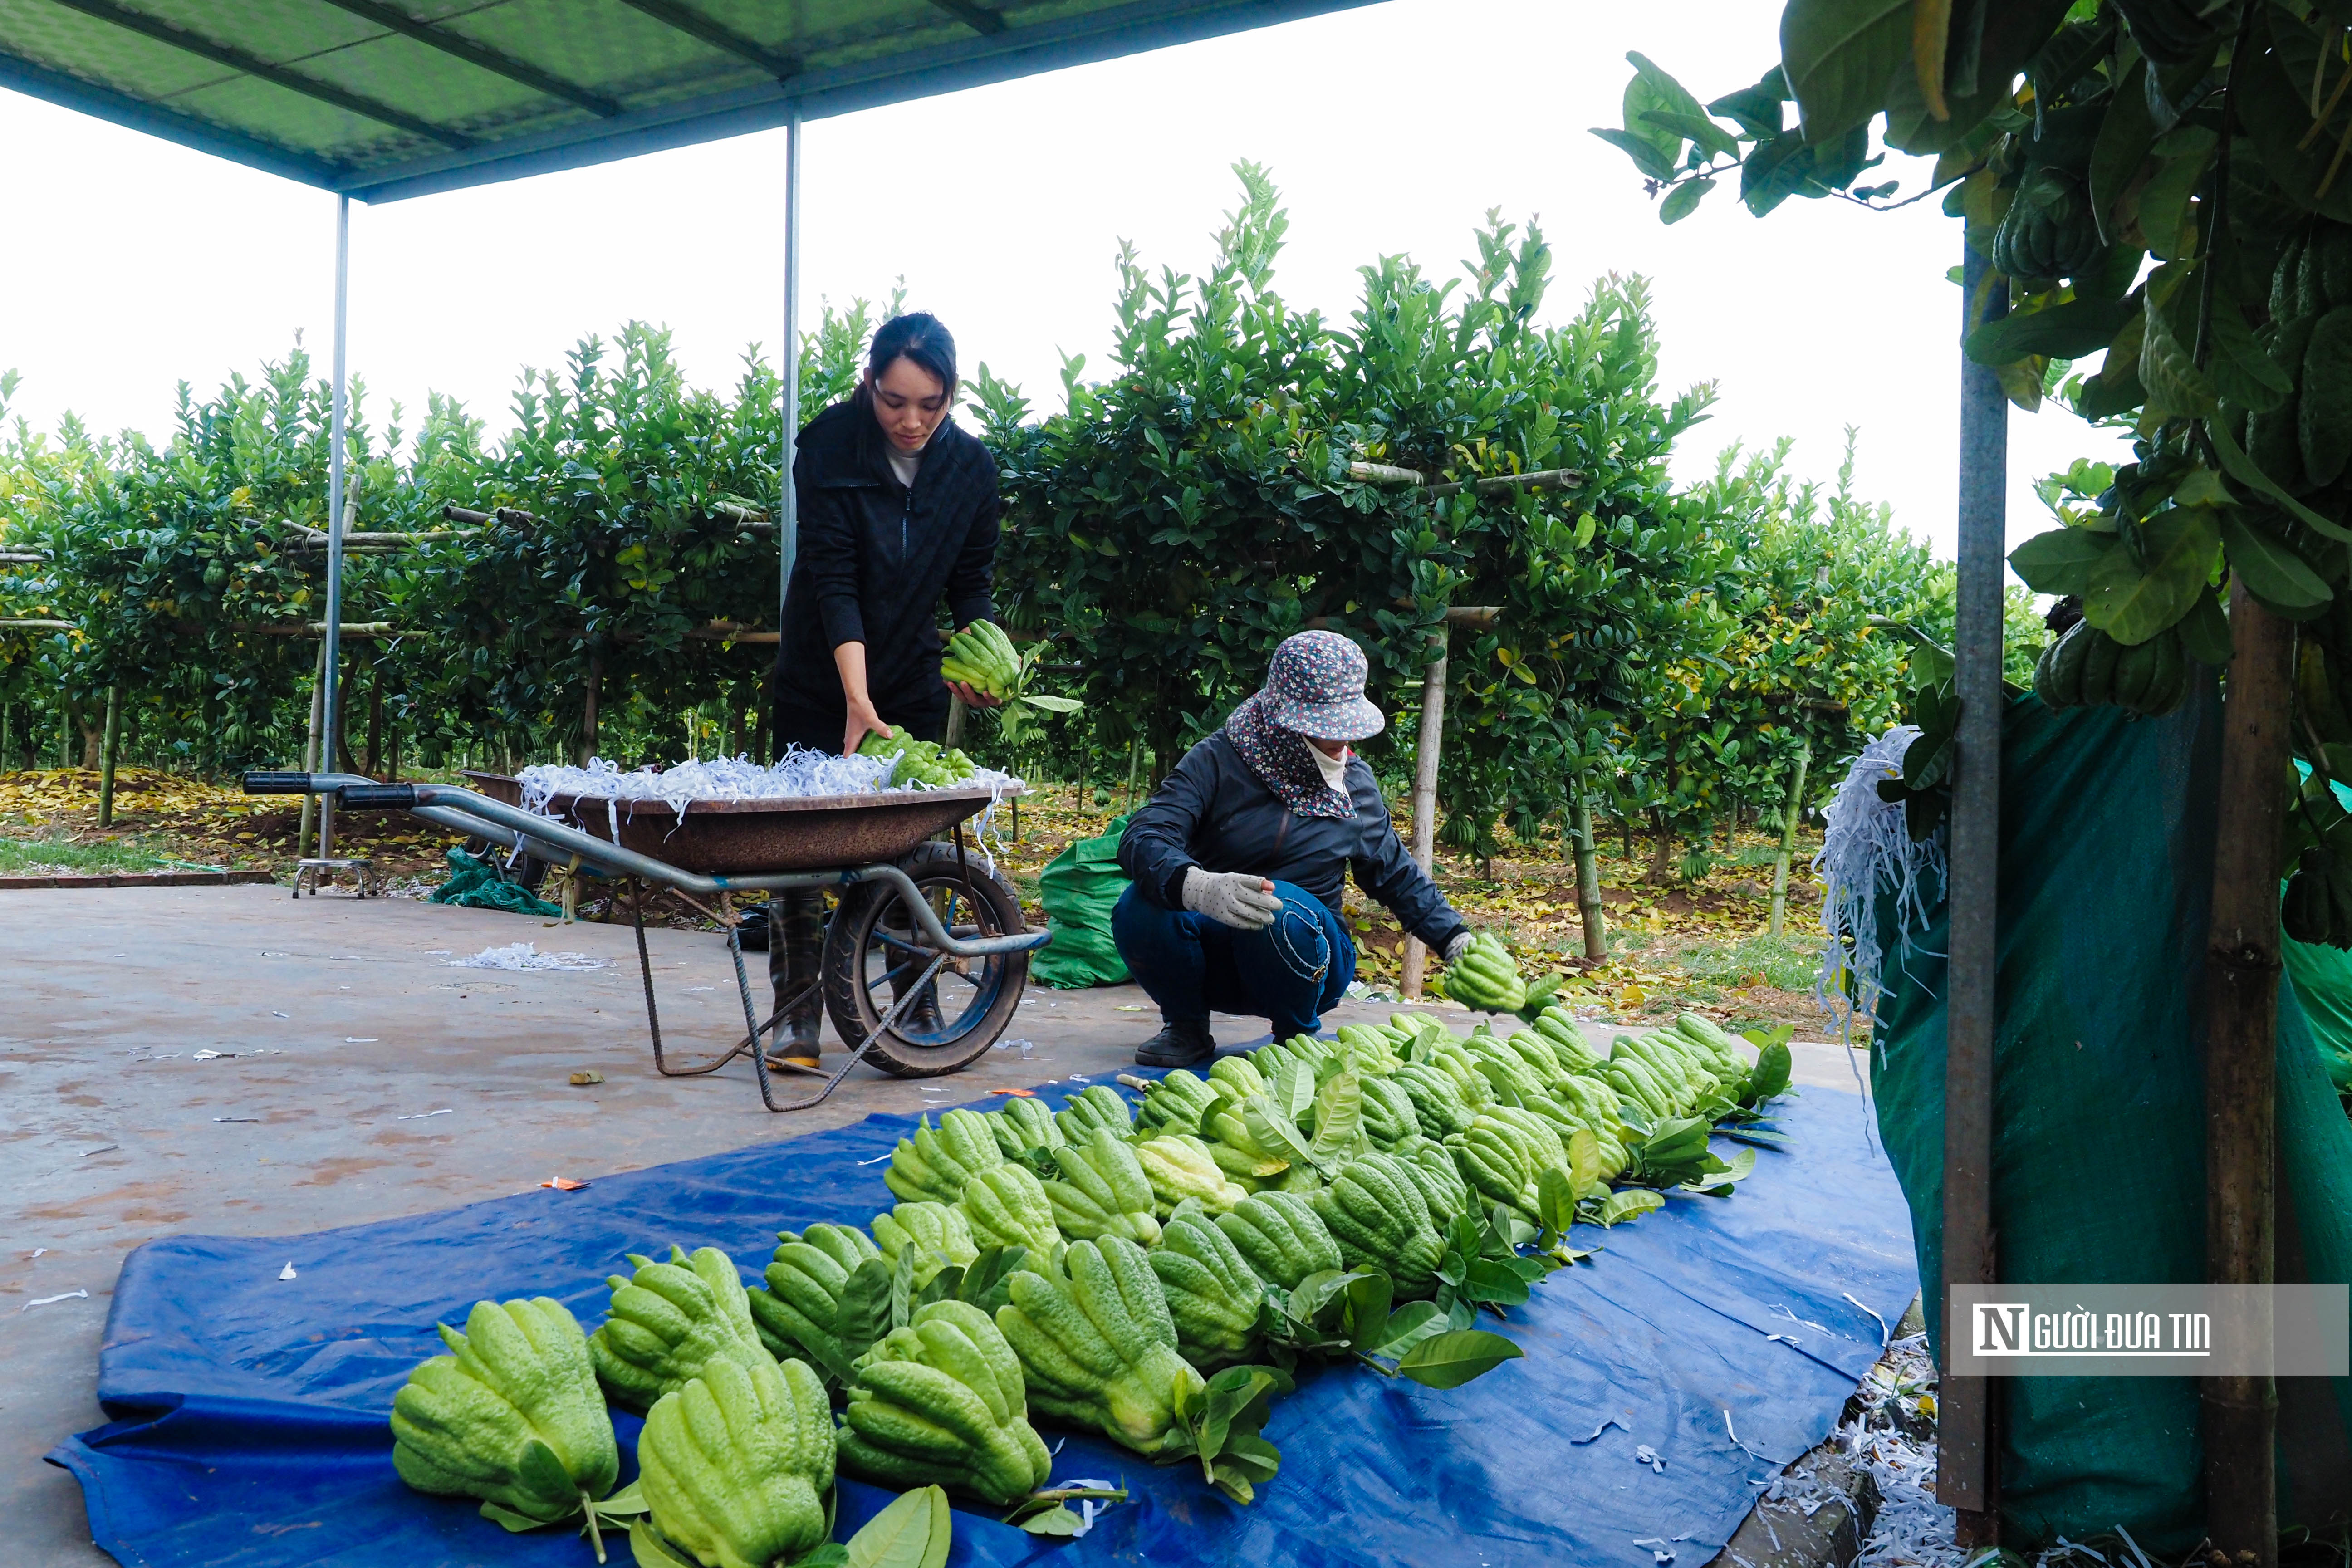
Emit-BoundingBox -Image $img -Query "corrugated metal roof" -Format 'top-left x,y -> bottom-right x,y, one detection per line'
0,0 -> 1377,201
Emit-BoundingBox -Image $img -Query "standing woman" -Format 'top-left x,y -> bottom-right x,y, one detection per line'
767,312 -> 1004,1066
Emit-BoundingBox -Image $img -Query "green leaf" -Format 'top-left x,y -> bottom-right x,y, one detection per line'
1019,693 -> 1084,714
1599,1190 -> 1667,1226
2136,148 -> 2212,264
2209,413 -> 2352,544
2207,298 -> 2292,414
1287,1268 -> 1362,1323
1624,51 -> 1714,162
629,1520 -> 701,1568
2008,527 -> 2117,596
1308,1071 -> 1363,1167
1395,1328 -> 1526,1389
1012,1506 -> 1083,1537
2220,510 -> 2332,611
1220,1430 -> 1284,1482
1659,177 -> 1714,225
843,1485 -> 951,1568
1744,1040 -> 1794,1107
1709,71 -> 1788,139
2178,583 -> 2233,665
1463,1256 -> 1533,1306
1565,1127 -> 1605,1194
1536,1165 -> 1578,1235
1590,127 -> 1676,182
2138,276 -> 2217,420
888,1244 -> 918,1332
1781,0 -> 1912,144
1638,109 -> 1741,160
2082,506 -> 2219,645
480,1501 -> 559,1533
1339,1267 -> 1394,1349
2087,58 -> 2156,246
958,1245 -> 1025,1313
914,1263 -> 963,1311
1964,296 -> 2136,365
831,1258 -> 896,1373
1366,1299 -> 1446,1357
1274,1059 -> 1315,1122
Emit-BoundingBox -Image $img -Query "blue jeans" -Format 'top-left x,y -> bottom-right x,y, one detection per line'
1112,880 -> 1354,1041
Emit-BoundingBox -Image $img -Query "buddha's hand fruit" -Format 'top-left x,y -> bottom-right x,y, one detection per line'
588,1245 -> 770,1411
836,1299 -> 1054,1506
390,1296 -> 620,1528
995,1236 -> 1206,1456
636,1355 -> 835,1568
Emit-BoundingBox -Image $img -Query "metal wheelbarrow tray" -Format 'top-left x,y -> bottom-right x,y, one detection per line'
457,769 -> 1008,874
243,769 -> 1049,1112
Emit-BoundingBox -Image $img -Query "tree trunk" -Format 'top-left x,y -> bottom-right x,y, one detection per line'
2204,583 -> 2290,1564
1646,810 -> 1674,883
1570,791 -> 1607,961
1768,739 -> 1814,938
364,670 -> 384,779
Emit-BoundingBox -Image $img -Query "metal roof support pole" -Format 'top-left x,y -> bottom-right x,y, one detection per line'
776,104 -> 804,758
319,194 -> 351,856
1938,238 -> 2004,1547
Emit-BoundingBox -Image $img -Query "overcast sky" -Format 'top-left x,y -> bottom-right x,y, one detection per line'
2,0 -> 2126,564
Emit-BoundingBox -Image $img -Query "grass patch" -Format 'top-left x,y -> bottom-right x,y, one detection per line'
0,832 -> 176,874
1674,931 -> 1818,994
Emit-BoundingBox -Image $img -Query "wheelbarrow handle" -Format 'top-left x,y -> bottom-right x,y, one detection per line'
338,784 -> 419,808
241,770 -> 317,794
240,770 -> 383,797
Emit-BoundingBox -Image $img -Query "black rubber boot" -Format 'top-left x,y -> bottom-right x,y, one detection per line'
766,891 -> 826,1065
1134,1019 -> 1216,1068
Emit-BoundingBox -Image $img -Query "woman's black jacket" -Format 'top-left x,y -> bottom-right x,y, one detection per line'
1117,731 -> 1469,949
773,398 -> 1001,717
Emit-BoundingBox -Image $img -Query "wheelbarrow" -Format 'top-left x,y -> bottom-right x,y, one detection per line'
242,770 -> 1051,1112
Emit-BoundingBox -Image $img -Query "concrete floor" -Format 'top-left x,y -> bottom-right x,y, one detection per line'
1,885 -> 1871,1565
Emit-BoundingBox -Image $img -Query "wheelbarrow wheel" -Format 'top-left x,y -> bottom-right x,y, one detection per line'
821,842 -> 1029,1078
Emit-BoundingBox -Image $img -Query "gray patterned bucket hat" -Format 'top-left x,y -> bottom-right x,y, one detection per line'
1259,630 -> 1385,742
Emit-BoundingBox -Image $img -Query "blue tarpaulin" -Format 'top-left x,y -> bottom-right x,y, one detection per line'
51,1080 -> 1915,1568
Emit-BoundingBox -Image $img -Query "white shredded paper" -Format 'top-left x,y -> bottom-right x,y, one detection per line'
1813,725 -> 1946,1029
449,943 -> 607,972
510,750 -> 1024,870
516,749 -> 1024,822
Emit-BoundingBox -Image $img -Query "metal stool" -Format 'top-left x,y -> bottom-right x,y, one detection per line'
293,857 -> 374,898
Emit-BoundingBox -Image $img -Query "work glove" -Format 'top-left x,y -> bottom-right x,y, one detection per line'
1182,870 -> 1282,931
1441,930 -> 1476,964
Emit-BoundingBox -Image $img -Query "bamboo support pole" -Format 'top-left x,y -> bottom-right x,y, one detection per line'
1570,791 -> 1606,962
297,640 -> 327,860
579,652 -> 602,766
2204,583 -> 2290,1564
1346,462 -> 1584,498
944,694 -> 968,748
1767,739 -> 1813,938
1400,632 -> 1450,1001
97,685 -> 122,827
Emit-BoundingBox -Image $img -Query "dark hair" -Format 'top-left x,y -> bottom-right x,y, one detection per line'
866,312 -> 956,392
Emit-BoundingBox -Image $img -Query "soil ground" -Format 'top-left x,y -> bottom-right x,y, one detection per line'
0,769 -> 1860,1039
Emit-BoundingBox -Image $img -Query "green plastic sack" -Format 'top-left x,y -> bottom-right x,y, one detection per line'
1869,686 -> 2352,1549
1031,813 -> 1132,990
428,847 -> 564,919
2284,764 -> 2352,1105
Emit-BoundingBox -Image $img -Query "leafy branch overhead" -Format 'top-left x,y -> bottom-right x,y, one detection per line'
1598,0 -> 2352,942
